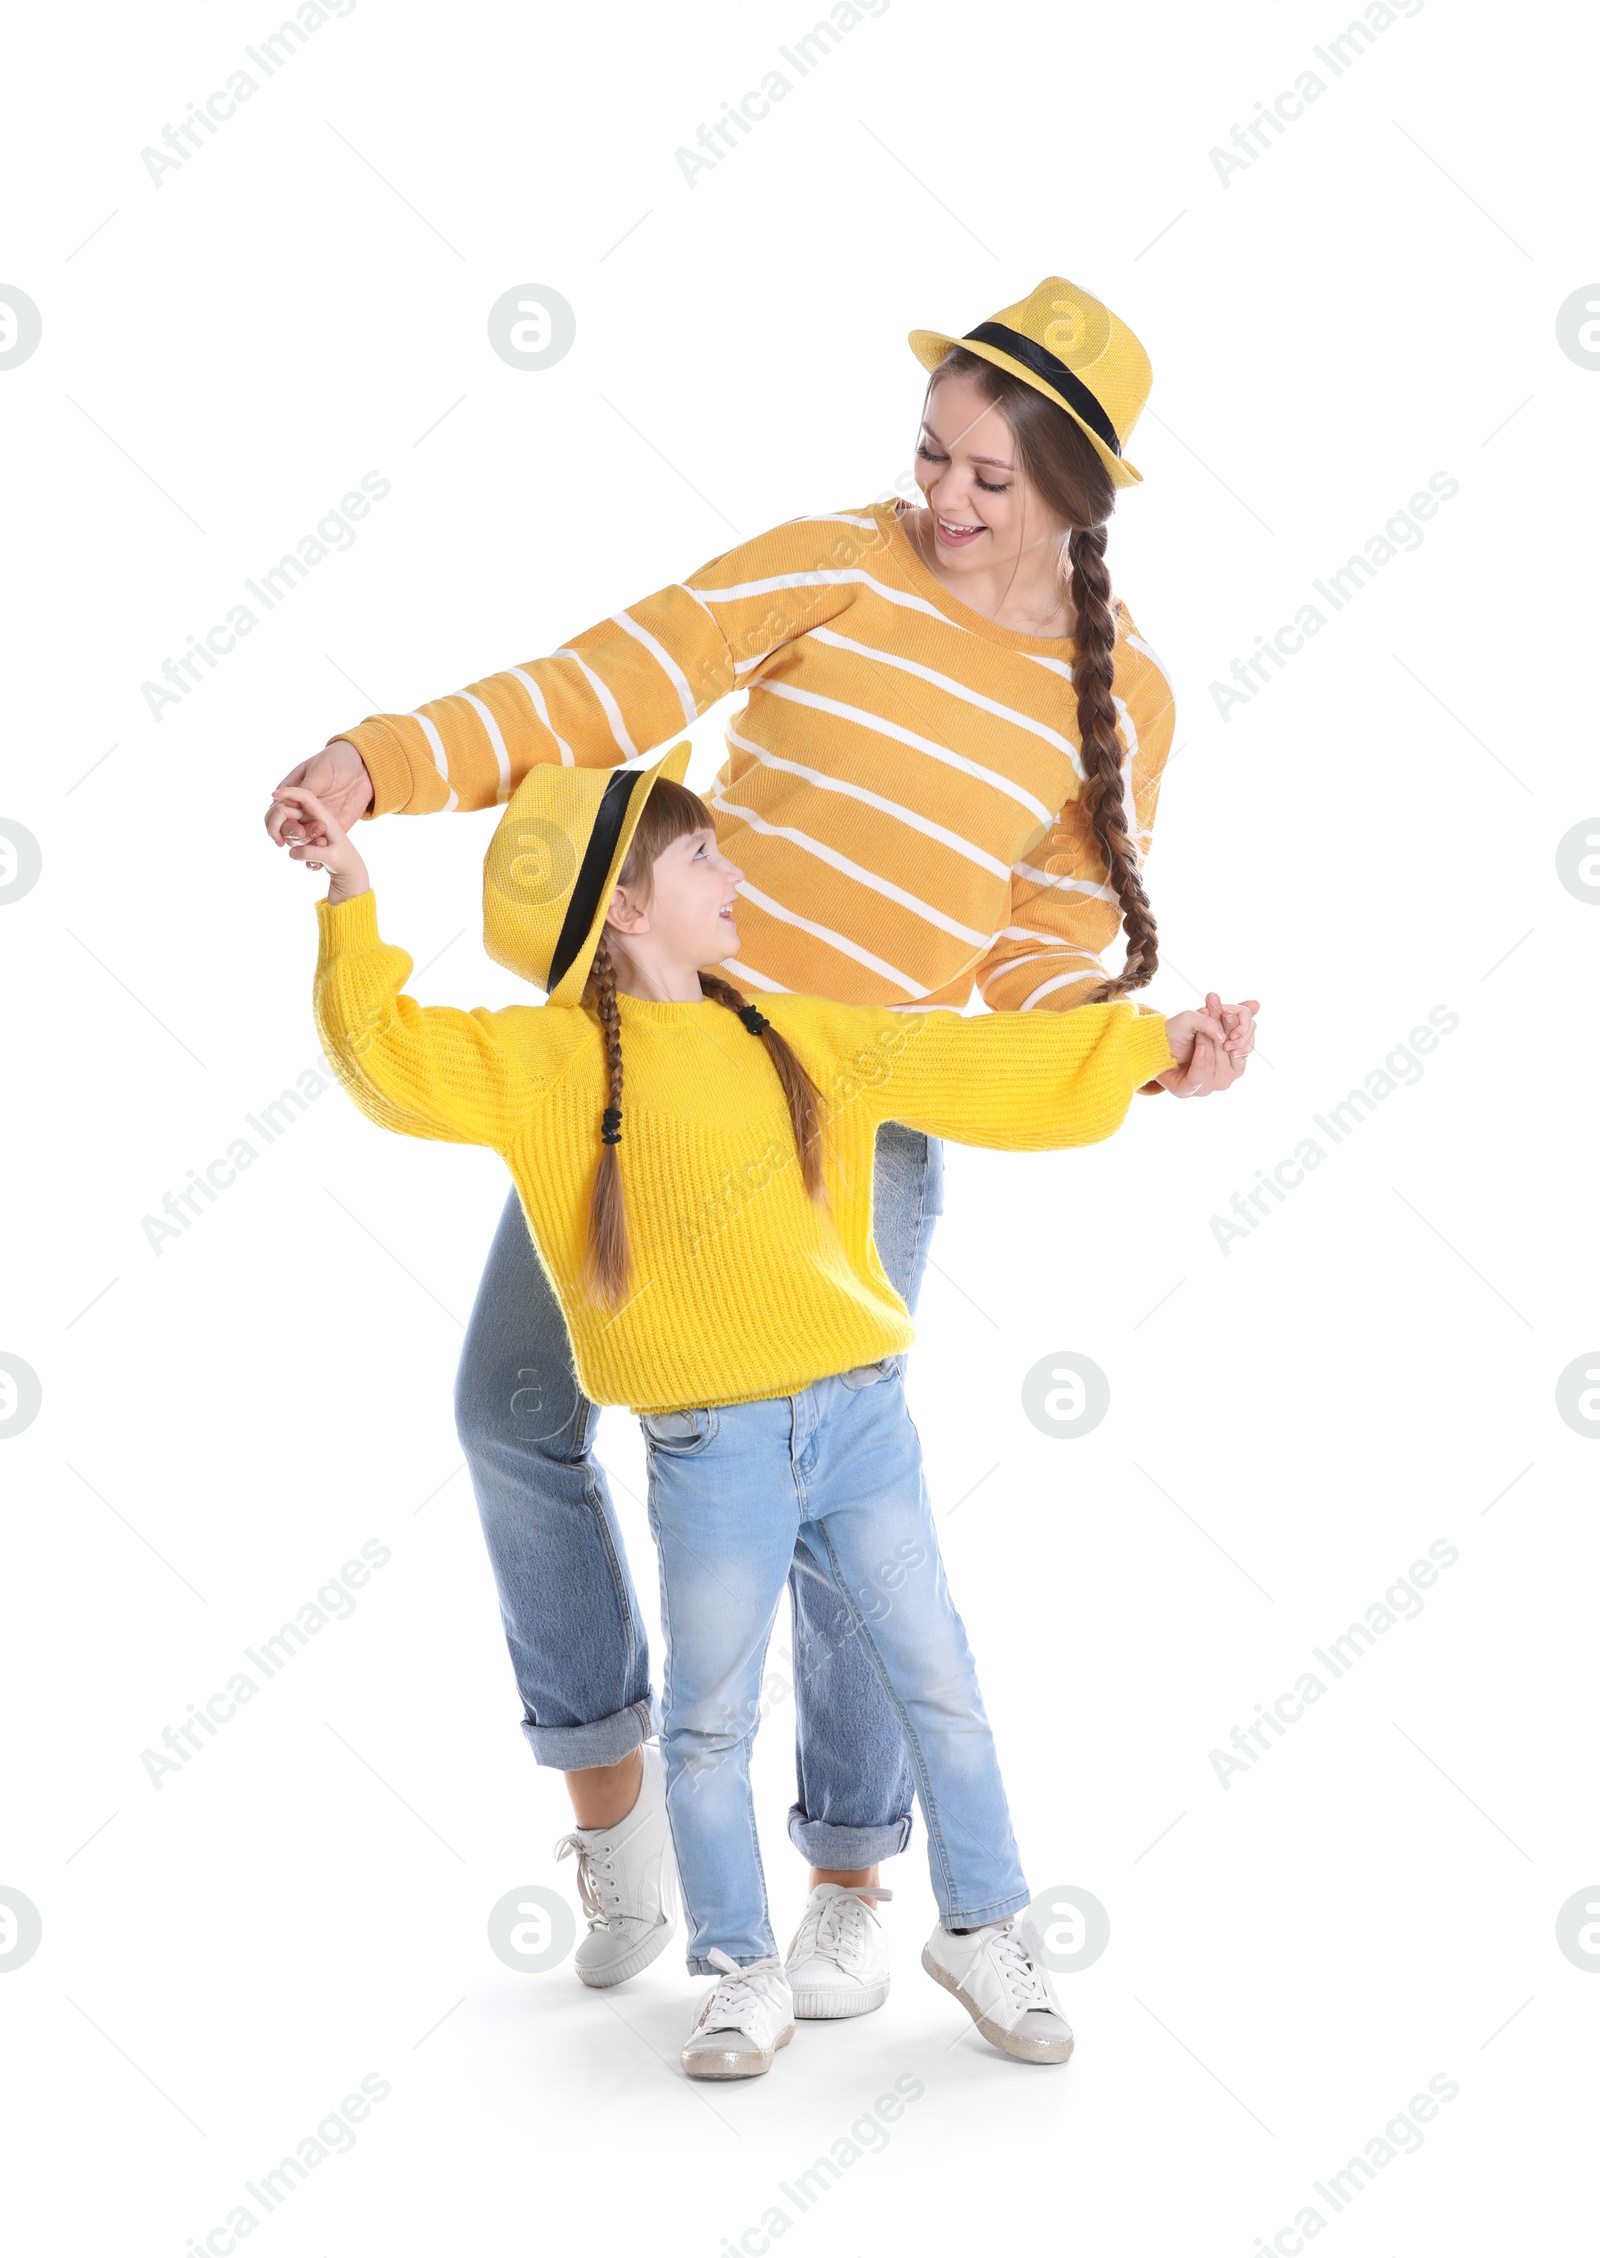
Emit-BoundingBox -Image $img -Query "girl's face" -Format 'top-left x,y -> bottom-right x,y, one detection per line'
914,371 -> 1066,577
606,826 -> 744,972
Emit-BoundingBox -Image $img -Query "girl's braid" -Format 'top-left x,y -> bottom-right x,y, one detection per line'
584,935 -> 630,1304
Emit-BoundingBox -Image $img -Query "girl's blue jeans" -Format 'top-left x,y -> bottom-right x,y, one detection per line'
643,1357 -> 1031,1972
454,1123 -> 944,1871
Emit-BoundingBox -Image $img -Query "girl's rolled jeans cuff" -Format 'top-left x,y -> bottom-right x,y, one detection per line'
521,1694 -> 659,1771
936,1886 -> 1033,1932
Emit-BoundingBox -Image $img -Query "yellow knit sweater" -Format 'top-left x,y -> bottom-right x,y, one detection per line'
314,892 -> 1178,1414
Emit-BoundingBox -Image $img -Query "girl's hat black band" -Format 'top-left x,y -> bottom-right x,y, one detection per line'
545,767 -> 642,994
961,320 -> 1122,459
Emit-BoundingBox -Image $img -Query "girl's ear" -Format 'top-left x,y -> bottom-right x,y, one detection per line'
604,884 -> 646,936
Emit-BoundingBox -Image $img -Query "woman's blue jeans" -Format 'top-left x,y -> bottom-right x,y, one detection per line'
454,1122 -> 945,1870
644,1358 -> 1030,1972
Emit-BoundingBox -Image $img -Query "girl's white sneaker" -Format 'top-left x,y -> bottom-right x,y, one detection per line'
922,1916 -> 1075,2064
680,1951 -> 796,2079
783,1884 -> 893,2018
553,1742 -> 677,1988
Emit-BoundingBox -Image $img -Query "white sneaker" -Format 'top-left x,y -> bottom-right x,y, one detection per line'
680,1950 -> 796,2080
783,1885 -> 893,2019
553,1742 -> 677,1988
922,1916 -> 1075,2064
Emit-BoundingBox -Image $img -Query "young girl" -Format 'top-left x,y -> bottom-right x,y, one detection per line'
279,747 -> 1251,2080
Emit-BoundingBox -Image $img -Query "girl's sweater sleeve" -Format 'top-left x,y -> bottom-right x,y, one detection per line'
333,510 -> 872,819
806,996 -> 1178,1154
313,891 -> 586,1150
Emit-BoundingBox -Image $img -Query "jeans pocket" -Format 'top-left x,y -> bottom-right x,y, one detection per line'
639,1406 -> 721,1455
838,1356 -> 900,1391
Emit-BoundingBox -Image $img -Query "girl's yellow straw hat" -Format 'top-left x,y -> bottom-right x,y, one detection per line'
483,741 -> 692,1005
909,275 -> 1152,489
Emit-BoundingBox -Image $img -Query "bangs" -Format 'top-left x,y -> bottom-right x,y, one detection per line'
617,774 -> 715,893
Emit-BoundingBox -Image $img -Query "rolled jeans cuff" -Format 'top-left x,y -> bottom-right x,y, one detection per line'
938,1886 -> 1032,1932
786,1803 -> 913,1868
520,1695 -> 658,1771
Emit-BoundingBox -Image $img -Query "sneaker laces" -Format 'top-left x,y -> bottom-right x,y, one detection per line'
697,1948 -> 787,2031
987,1921 -> 1054,2013
553,1831 -> 624,1930
793,1887 -> 893,1974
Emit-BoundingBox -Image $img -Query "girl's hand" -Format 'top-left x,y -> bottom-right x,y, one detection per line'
275,785 -> 370,905
1159,993 -> 1260,1098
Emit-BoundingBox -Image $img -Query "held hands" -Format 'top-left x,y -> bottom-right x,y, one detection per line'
274,786 -> 370,905
1156,993 -> 1260,1098
265,738 -> 374,846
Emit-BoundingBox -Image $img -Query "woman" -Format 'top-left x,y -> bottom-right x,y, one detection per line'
265,274 -> 1258,2014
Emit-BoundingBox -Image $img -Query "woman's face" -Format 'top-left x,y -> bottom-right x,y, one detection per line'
606,826 -> 744,972
913,371 -> 1066,578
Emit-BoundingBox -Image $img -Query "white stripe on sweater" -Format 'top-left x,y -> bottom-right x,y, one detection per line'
677,581 -> 725,632
1011,858 -> 1119,905
610,610 -> 698,725
993,930 -> 1105,950
690,567 -> 953,632
808,627 -> 1087,780
710,787 -> 990,948
1016,968 -> 1107,1011
1127,632 -> 1173,680
721,729 -> 1012,881
411,712 -> 459,812
757,684 -> 1054,824
733,880 -> 928,997
1021,646 -> 1141,775
456,692 -> 512,804
715,955 -> 791,993
979,945 -> 1103,1001
508,668 -> 574,766
554,646 -> 637,760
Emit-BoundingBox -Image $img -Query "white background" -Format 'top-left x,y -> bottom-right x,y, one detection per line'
2,1 -> 1597,2251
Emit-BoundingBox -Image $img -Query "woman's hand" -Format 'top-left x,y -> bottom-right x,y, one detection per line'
1158,992 -> 1260,1098
275,785 -> 371,905
266,739 -> 374,846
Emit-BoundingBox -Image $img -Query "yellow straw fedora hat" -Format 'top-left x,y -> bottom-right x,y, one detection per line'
483,740 -> 692,1004
908,275 -> 1151,490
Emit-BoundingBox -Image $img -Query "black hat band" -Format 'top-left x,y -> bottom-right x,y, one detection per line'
960,321 -> 1122,459
545,766 -> 644,993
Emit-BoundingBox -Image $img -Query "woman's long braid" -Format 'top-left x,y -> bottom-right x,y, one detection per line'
1067,522 -> 1159,1003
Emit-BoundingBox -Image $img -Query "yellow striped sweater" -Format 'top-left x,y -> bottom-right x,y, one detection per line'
336,501 -> 1176,1015
314,891 -> 1179,1413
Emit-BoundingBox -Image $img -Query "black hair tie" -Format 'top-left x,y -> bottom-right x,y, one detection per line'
600,1106 -> 623,1146
736,1003 -> 771,1037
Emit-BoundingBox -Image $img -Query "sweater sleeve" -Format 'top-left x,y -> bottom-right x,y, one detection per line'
333,508 -> 881,819
804,996 -> 1178,1154
312,891 -> 588,1149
